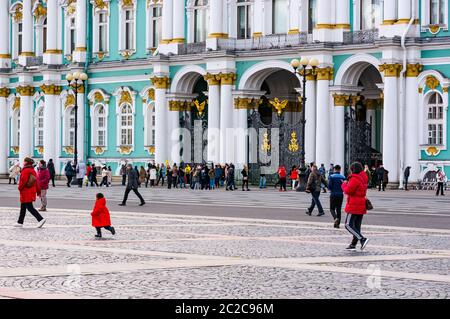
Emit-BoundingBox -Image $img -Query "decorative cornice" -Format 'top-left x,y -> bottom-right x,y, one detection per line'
64,146 -> 74,155
316,67 -> 334,81
33,3 -> 47,20
119,90 -> 133,106
234,97 -> 263,110
17,86 -> 35,97
406,64 -> 423,77
11,146 -> 19,155
150,76 -> 170,89
92,0 -> 109,11
118,146 -> 133,155
36,146 -> 44,155
120,0 -> 134,8
379,63 -> 403,77
12,4 -> 23,22
425,75 -> 440,90
93,146 -> 105,155
40,85 -> 62,96
64,94 -> 75,109
0,88 -> 10,98
169,100 -> 194,112
332,94 -> 350,107
219,73 -> 237,85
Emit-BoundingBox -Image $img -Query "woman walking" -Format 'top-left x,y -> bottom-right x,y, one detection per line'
290,166 -> 298,190
37,160 -> 51,212
139,166 -> 147,187
99,167 -> 109,187
107,166 -> 113,186
342,162 -> 370,251
9,162 -> 21,185
150,165 -> 157,187
90,165 -> 99,187
15,157 -> 46,228
208,166 -> 216,190
241,165 -> 250,191
64,161 -> 75,187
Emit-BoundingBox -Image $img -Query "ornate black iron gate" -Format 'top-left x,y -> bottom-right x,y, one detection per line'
248,110 -> 304,184
180,103 -> 208,164
344,108 -> 372,173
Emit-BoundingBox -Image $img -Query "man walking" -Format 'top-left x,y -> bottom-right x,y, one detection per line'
306,165 -> 327,217
404,166 -> 411,191
376,164 -> 386,191
328,165 -> 346,228
120,164 -> 127,186
47,159 -> 56,187
119,164 -> 146,206
436,169 -> 446,196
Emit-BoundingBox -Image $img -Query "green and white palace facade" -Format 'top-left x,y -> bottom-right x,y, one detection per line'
0,0 -> 450,185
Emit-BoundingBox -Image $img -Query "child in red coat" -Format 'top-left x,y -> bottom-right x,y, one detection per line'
91,193 -> 115,238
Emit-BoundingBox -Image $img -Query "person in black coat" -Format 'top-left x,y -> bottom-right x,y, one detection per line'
404,166 -> 411,191
64,161 -> 75,187
119,164 -> 145,206
47,159 -> 56,187
376,164 -> 386,191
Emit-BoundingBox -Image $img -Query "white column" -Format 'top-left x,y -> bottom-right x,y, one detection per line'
0,87 -> 8,174
154,80 -> 169,164
219,74 -> 235,164
313,0 -> 334,42
236,108 -> 248,167
172,0 -> 185,43
18,88 -> 34,162
44,0 -> 61,65
169,109 -> 180,165
206,76 -> 221,163
335,0 -> 350,28
253,0 -> 263,37
397,0 -> 412,22
76,91 -> 85,162
0,0 -> 10,68
384,0 -> 398,23
18,0 -> 34,66
209,0 -> 224,37
305,77 -> 316,165
405,69 -> 420,183
73,0 -> 87,62
333,99 -> 345,169
315,68 -> 332,167
382,68 -> 400,183
162,0 -> 173,43
289,0 -> 300,33
42,88 -> 59,162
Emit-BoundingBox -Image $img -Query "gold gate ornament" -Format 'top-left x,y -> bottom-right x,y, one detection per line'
261,133 -> 271,152
288,132 -> 299,153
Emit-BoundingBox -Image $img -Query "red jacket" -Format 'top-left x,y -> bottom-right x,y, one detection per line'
86,165 -> 92,177
278,167 -> 287,178
91,197 -> 111,227
290,169 -> 298,180
18,165 -> 41,203
37,168 -> 51,190
342,171 -> 368,215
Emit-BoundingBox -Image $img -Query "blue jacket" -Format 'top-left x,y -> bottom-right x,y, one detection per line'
328,173 -> 346,197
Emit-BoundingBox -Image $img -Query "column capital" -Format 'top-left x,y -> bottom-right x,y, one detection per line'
234,97 -> 262,110
219,73 -> 237,85
41,84 -> 62,95
364,99 -> 378,110
332,93 -> 350,106
379,63 -> 403,77
316,67 -> 334,81
406,63 -> 423,77
204,73 -> 221,86
0,87 -> 10,98
16,86 -> 35,96
69,83 -> 86,94
168,100 -> 193,112
150,76 -> 170,89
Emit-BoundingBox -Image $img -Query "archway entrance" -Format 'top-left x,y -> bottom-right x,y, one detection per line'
345,64 -> 383,171
247,69 -> 303,184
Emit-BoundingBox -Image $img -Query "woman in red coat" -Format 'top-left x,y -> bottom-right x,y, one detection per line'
342,162 -> 369,251
15,157 -> 46,228
91,193 -> 115,238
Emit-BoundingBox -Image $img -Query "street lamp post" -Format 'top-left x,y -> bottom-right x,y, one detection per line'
66,71 -> 88,170
290,57 -> 318,190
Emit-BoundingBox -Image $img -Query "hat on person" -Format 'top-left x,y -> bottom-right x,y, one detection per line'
24,157 -> 34,165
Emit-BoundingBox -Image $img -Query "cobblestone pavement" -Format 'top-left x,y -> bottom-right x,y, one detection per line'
0,205 -> 449,299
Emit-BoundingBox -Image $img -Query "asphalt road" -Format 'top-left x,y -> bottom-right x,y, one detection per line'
0,181 -> 449,230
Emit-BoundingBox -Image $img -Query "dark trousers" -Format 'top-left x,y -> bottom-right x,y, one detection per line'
378,180 -> 385,191
122,175 -> 127,186
345,214 -> 364,245
157,175 -> 165,186
436,182 -> 445,196
9,178 -> 17,184
122,187 -> 145,204
18,202 -> 44,224
91,176 -> 99,187
279,178 -> 286,191
242,179 -> 249,190
50,175 -> 55,187
77,178 -> 83,187
96,226 -> 113,236
100,176 -> 108,187
330,195 -> 344,222
404,178 -> 409,190
308,191 -> 324,214
66,175 -> 73,186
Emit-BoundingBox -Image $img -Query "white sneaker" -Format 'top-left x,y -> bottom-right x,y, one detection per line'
13,223 -> 23,228
37,219 -> 46,228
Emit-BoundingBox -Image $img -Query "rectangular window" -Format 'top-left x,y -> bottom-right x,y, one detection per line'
98,13 -> 107,52
272,0 -> 288,34
430,0 -> 446,24
237,2 -> 252,39
152,129 -> 155,145
125,10 -> 134,50
18,23 -> 23,55
438,124 -> 443,145
98,131 -> 105,146
308,0 -> 317,34
361,0 -> 381,30
69,131 -> 75,147
70,18 -> 76,53
428,124 -> 437,144
152,7 -> 162,47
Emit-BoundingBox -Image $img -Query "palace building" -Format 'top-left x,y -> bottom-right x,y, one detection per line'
0,0 -> 449,184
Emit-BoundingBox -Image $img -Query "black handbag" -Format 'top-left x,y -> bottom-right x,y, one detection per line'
366,198 -> 374,210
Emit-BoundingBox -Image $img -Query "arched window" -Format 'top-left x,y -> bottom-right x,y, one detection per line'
308,0 -> 317,34
119,104 -> 133,146
360,0 -> 381,30
95,105 -> 107,147
35,107 -> 44,147
430,0 -> 446,24
237,0 -> 252,39
272,0 -> 288,34
426,92 -> 444,145
194,0 -> 209,42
